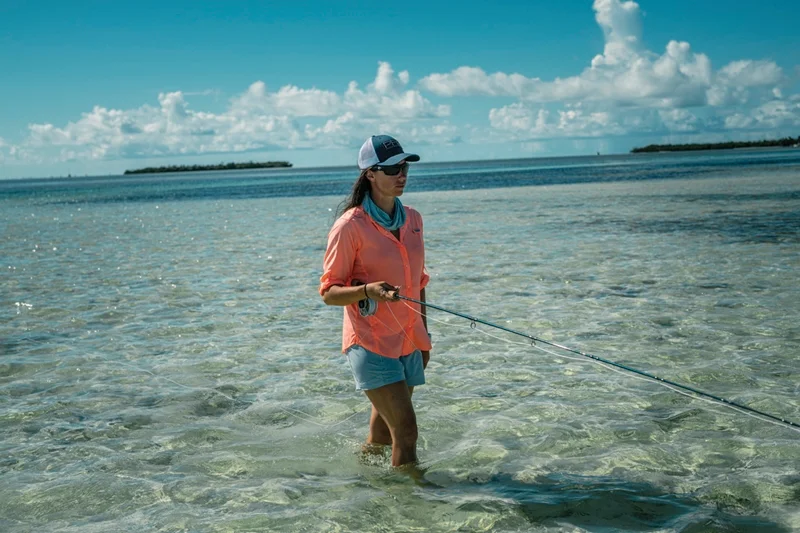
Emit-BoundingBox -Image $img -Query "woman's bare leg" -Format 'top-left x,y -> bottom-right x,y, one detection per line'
365,386 -> 415,450
364,382 -> 418,466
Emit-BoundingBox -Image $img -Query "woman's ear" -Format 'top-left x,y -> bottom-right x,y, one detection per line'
365,170 -> 375,182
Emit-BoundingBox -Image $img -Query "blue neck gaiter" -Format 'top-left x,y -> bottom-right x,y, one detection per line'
362,192 -> 406,231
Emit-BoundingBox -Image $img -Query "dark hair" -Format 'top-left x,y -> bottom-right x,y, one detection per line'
336,169 -> 371,217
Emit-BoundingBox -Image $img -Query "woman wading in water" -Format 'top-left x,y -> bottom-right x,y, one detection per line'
320,135 -> 432,467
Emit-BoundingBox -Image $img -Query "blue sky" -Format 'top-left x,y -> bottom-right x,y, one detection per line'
1,0 -> 798,179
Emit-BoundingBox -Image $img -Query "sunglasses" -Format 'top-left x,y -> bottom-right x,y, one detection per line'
372,162 -> 409,176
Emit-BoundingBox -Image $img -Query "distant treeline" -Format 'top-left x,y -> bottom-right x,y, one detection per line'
631,136 -> 800,153
123,161 -> 293,174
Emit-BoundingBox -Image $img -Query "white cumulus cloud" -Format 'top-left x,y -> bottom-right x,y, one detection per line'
418,67 -> 537,98
419,0 -> 795,142
420,1 -> 722,108
16,62 -> 452,163
489,103 -> 629,139
6,0 -> 798,169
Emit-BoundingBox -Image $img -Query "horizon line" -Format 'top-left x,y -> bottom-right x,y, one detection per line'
2,146 -> 794,182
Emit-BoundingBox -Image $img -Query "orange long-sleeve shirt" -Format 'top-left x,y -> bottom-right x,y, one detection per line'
320,205 -> 431,358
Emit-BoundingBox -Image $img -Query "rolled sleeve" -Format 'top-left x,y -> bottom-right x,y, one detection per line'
319,219 -> 358,296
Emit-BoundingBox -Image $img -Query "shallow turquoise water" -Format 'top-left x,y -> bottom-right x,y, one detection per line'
1,154 -> 799,531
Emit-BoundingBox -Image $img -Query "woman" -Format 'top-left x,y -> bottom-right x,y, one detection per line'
319,135 -> 432,467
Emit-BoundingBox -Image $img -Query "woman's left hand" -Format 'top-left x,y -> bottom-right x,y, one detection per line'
421,350 -> 430,369
365,281 -> 400,302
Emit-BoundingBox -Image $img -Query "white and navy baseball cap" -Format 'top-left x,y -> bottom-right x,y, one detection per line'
357,135 -> 420,170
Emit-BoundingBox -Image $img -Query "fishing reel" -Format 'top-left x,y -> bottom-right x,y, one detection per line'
353,280 -> 378,317
358,296 -> 378,317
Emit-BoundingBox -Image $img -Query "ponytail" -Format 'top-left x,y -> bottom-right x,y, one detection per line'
336,169 -> 371,217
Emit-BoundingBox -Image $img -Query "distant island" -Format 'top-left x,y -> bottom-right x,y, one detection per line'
123,161 -> 292,174
631,136 -> 800,153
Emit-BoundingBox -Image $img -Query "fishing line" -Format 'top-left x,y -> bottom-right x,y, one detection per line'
416,304 -> 798,433
397,295 -> 800,434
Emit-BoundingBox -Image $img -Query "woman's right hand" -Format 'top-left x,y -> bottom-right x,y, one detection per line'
365,281 -> 400,302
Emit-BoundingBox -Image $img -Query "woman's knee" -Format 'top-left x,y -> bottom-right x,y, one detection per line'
391,414 -> 418,445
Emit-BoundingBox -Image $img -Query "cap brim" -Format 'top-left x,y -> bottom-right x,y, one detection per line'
382,153 -> 420,166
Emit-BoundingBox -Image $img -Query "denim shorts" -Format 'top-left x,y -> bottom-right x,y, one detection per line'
345,345 -> 425,391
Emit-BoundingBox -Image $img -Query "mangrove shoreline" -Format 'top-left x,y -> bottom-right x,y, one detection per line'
631,136 -> 799,153
124,161 -> 292,175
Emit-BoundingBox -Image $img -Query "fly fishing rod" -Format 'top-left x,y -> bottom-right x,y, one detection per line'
398,295 -> 800,433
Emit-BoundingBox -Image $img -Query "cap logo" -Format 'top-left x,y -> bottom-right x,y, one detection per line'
381,138 -> 400,150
